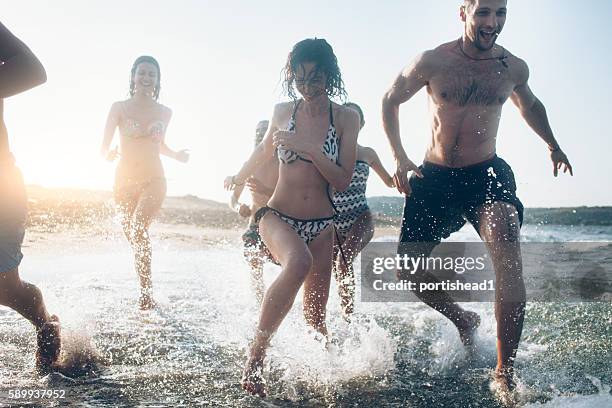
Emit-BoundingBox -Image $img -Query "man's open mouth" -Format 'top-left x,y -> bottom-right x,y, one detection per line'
479,29 -> 498,41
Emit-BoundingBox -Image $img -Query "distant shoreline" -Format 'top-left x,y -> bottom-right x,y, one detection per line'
24,186 -> 612,231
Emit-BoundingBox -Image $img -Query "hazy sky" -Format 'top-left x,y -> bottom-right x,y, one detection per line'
2,1 -> 611,207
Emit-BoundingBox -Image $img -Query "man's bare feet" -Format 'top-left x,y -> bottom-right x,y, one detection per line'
457,310 -> 481,346
490,368 -> 518,406
139,293 -> 156,310
494,367 -> 516,390
241,354 -> 266,398
35,315 -> 61,373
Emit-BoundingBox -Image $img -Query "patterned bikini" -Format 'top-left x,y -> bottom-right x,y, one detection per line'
119,101 -> 166,143
333,160 -> 370,238
114,101 -> 167,197
255,100 -> 339,245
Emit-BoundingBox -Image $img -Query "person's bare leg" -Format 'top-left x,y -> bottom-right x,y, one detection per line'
477,202 -> 525,391
0,268 -> 49,327
398,242 -> 481,345
115,187 -> 139,248
132,221 -> 153,309
333,241 -> 353,316
248,256 -> 265,305
131,179 -> 166,310
334,211 -> 374,318
303,226 -> 333,336
0,268 -> 61,371
241,212 -> 312,397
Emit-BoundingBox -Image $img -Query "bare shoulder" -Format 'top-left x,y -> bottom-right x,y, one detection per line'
397,45 -> 446,82
433,40 -> 458,55
426,41 -> 458,61
404,47 -> 441,73
109,100 -> 127,118
274,101 -> 294,114
112,99 -> 129,109
504,48 -> 529,85
359,145 -> 376,163
152,100 -> 170,111
157,103 -> 173,119
272,101 -> 294,126
334,103 -> 360,129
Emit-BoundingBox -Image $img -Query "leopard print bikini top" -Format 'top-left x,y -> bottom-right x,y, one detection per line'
276,100 -> 339,165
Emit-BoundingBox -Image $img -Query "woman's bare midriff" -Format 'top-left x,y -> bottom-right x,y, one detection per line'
267,161 -> 333,219
115,138 -> 164,189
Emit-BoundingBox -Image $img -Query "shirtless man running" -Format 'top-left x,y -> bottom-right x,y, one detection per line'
382,0 -> 573,395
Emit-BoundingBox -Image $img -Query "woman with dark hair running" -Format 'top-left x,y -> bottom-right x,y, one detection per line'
225,38 -> 360,397
101,56 -> 189,310
0,20 -> 61,372
332,102 -> 395,318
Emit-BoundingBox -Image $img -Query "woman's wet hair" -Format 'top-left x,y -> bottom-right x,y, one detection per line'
343,102 -> 365,127
282,38 -> 347,101
129,55 -> 161,100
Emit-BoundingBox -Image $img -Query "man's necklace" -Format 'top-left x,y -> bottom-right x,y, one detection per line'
457,38 -> 509,68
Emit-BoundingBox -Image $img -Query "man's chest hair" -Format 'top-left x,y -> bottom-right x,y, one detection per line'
431,59 -> 514,107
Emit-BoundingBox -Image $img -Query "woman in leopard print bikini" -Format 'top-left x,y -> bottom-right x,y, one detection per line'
226,39 -> 360,398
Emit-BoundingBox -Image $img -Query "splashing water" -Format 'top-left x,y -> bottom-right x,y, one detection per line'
0,222 -> 610,407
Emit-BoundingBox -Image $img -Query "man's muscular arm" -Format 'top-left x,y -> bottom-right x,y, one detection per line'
510,59 -> 573,176
382,51 -> 431,194
0,21 -> 46,159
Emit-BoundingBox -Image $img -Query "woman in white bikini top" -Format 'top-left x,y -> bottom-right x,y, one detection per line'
100,55 -> 189,310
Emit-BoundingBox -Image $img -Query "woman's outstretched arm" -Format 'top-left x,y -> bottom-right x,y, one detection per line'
226,104 -> 283,190
363,146 -> 395,188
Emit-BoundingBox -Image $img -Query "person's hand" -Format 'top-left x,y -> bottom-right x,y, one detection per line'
246,177 -> 270,197
550,148 -> 573,177
175,149 -> 190,163
238,204 -> 251,218
385,176 -> 396,188
224,175 -> 243,191
103,146 -> 119,162
393,153 -> 423,196
272,129 -> 316,160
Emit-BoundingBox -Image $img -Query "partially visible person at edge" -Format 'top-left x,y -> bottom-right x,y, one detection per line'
0,20 -> 61,372
228,119 -> 279,303
101,55 -> 189,310
332,101 -> 395,319
381,0 -> 573,402
225,38 -> 360,398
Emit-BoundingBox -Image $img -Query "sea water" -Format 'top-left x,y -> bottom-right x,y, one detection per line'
0,221 -> 610,407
